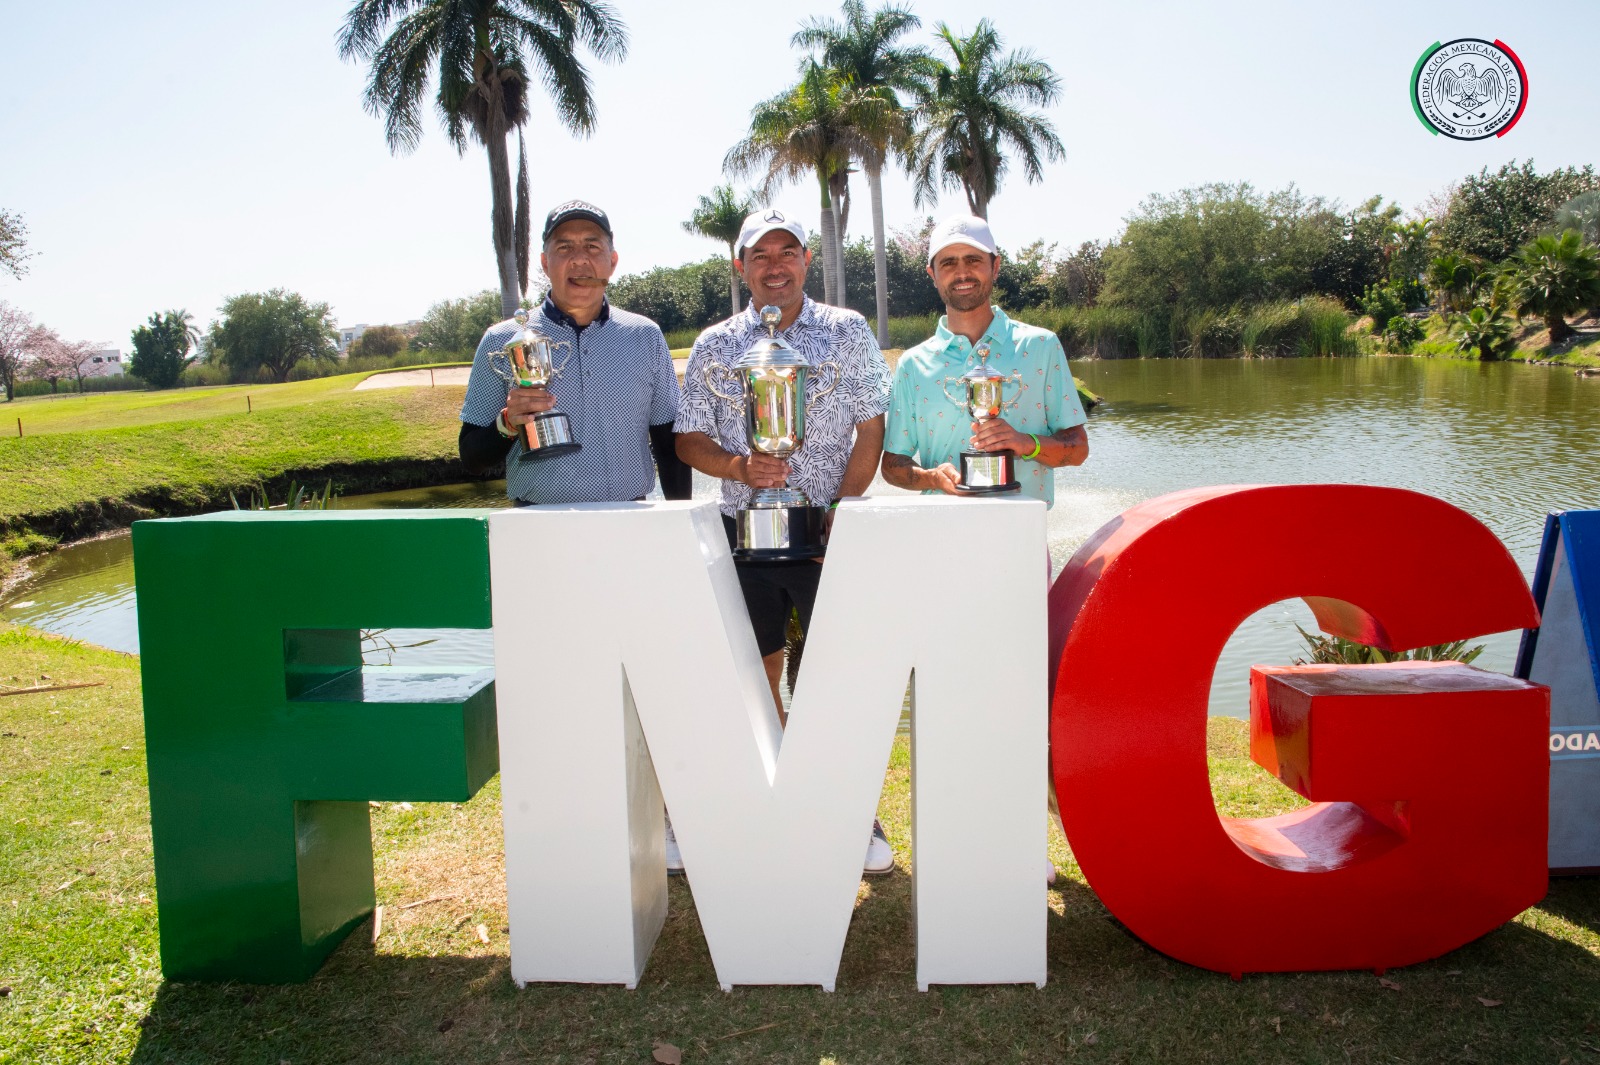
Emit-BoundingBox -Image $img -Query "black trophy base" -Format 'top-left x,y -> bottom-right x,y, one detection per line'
516,412 -> 581,463
733,504 -> 828,561
953,448 -> 1020,494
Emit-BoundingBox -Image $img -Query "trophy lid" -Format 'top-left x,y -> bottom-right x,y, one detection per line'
958,343 -> 1005,383
733,305 -> 808,372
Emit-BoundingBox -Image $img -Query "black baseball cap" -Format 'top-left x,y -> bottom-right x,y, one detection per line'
542,199 -> 613,242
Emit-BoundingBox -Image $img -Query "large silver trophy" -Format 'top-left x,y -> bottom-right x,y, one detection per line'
706,306 -> 839,559
941,343 -> 1023,494
489,309 -> 580,462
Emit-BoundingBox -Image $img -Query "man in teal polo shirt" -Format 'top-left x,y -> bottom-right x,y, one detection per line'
881,215 -> 1088,502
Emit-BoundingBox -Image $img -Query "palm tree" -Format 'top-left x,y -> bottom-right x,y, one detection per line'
1451,305 -> 1515,361
339,0 -> 628,317
1503,230 -> 1600,343
904,20 -> 1063,220
1427,253 -> 1479,314
794,1 -> 930,345
683,185 -> 756,317
725,62 -> 865,306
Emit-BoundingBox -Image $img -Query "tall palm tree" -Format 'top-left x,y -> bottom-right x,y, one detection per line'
725,62 -> 866,306
794,1 -> 930,345
1503,230 -> 1600,343
339,0 -> 628,317
684,185 -> 756,316
905,20 -> 1063,220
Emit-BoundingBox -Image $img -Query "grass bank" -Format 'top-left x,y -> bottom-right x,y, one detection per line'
3,625 -> 1597,1064
0,374 -> 482,562
1406,314 -> 1600,369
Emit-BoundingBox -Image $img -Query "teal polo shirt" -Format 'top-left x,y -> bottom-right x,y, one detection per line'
885,307 -> 1087,507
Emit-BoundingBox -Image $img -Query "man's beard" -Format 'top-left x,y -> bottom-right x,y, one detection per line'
941,284 -> 990,313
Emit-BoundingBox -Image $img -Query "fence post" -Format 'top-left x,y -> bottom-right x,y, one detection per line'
16,418 -> 20,438
247,395 -> 252,414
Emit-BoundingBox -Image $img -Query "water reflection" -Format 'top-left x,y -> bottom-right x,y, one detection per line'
4,359 -> 1596,716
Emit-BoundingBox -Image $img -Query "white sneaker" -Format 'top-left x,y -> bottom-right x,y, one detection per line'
1046,858 -> 1057,886
665,815 -> 684,875
864,819 -> 894,875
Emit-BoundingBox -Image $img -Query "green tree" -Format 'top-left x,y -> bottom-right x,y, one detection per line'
726,62 -> 865,306
1452,305 -> 1515,361
1307,195 -> 1401,305
1503,230 -> 1600,344
209,290 -> 339,383
1101,183 -> 1339,315
350,324 -> 407,359
904,19 -> 1063,220
414,290 -> 504,353
794,1 -> 929,342
1386,218 -> 1434,284
339,0 -> 629,317
128,309 -> 200,389
1434,160 -> 1600,263
682,185 -> 755,318
0,209 -> 32,279
1426,253 -> 1480,314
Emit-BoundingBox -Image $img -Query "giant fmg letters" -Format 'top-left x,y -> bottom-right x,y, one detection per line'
134,487 -> 1550,986
134,511 -> 500,982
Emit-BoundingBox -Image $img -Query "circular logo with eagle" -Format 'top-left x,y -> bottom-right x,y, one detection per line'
1411,39 -> 1528,140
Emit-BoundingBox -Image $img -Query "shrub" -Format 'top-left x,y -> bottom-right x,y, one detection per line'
1382,315 -> 1425,353
1359,281 -> 1406,335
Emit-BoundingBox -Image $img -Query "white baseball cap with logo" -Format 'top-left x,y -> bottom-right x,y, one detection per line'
735,208 -> 808,256
927,214 -> 997,265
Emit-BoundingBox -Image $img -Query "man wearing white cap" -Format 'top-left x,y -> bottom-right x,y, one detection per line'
881,214 -> 1088,504
676,207 -> 894,875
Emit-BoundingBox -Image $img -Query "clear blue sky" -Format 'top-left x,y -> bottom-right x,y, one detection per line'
1,0 -> 1595,346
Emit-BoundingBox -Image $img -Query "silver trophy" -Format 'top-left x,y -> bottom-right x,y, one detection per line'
488,309 -> 580,462
941,343 -> 1023,494
706,305 -> 840,559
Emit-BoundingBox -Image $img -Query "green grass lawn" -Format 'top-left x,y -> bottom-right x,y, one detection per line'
2,625 -> 1597,1064
0,378 -> 475,566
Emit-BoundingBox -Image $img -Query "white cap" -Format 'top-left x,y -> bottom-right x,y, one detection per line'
927,214 -> 997,265
735,208 -> 807,256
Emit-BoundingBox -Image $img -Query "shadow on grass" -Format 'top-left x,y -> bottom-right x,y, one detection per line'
128,873 -> 1600,1065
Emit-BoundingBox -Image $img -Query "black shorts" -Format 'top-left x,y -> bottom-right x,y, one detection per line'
723,515 -> 822,656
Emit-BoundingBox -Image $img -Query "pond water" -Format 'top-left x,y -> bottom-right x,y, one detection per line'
4,357 -> 1596,716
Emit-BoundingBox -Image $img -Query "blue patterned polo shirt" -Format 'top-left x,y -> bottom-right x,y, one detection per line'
885,307 -> 1086,507
675,297 -> 892,518
459,298 -> 681,503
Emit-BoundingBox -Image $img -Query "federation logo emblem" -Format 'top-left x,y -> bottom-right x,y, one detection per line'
1411,38 -> 1527,140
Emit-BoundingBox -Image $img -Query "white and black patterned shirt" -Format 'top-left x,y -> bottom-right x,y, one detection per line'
676,298 -> 891,517
460,299 -> 681,503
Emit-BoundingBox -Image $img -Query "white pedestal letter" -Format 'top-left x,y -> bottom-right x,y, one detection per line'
490,497 -> 1046,990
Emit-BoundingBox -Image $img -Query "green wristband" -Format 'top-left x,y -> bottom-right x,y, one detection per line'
1023,433 -> 1042,460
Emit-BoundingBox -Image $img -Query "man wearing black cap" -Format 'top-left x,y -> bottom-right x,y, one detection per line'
460,200 -> 690,503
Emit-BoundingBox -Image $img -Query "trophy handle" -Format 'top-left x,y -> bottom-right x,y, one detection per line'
704,362 -> 744,404
940,376 -> 968,409
547,340 -> 574,380
1002,371 -> 1025,412
806,361 -> 841,410
488,349 -> 533,390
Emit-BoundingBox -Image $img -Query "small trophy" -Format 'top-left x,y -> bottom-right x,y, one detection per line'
705,305 -> 839,559
941,343 -> 1023,494
489,309 -> 581,462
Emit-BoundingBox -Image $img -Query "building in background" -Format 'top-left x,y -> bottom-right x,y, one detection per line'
85,345 -> 125,378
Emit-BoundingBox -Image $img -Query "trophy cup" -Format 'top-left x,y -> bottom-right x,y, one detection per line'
941,343 -> 1023,494
705,305 -> 839,559
488,309 -> 581,462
